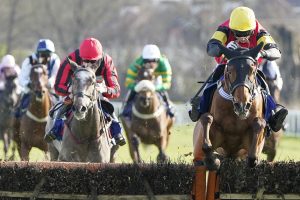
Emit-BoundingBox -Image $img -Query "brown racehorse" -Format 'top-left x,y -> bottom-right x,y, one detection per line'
121,65 -> 175,163
193,43 -> 266,170
262,69 -> 282,161
16,64 -> 50,160
56,59 -> 114,162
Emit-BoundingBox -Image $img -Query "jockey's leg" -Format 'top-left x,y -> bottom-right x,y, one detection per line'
121,90 -> 136,118
44,98 -> 73,143
189,64 -> 225,122
158,90 -> 175,117
14,92 -> 31,118
256,73 -> 288,132
110,112 -> 126,146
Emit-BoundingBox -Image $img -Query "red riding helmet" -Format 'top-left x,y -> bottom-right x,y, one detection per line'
79,37 -> 103,60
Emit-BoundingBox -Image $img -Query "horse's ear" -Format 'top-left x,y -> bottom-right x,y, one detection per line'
247,42 -> 264,59
67,57 -> 79,71
219,44 -> 239,60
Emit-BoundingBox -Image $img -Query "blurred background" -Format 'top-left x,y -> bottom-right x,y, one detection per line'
1,0 -> 300,162
1,0 -> 300,105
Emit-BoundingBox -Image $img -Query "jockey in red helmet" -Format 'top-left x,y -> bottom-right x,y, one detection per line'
189,6 -> 288,133
44,37 -> 126,146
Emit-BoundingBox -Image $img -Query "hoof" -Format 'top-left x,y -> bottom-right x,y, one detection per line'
205,157 -> 221,171
157,153 -> 168,163
247,156 -> 259,168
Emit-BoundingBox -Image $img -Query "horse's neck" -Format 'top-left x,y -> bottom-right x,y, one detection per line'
28,90 -> 50,117
136,93 -> 161,114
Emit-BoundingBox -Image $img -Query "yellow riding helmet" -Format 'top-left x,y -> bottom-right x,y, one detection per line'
229,7 -> 256,32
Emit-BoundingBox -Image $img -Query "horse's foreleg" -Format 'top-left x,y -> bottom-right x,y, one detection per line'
199,113 -> 220,171
20,143 -> 31,161
248,117 -> 266,168
200,113 -> 213,151
3,132 -> 10,160
192,121 -> 207,200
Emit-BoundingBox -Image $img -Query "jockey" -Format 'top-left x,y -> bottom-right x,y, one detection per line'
0,54 -> 20,92
121,44 -> 174,118
15,39 -> 60,118
189,6 -> 288,132
44,37 -> 126,146
260,60 -> 283,92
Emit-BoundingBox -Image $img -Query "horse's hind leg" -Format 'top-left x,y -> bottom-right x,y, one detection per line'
248,117 -> 266,167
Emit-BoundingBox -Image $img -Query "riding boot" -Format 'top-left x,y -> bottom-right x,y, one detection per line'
15,92 -> 31,118
110,113 -> 126,146
44,103 -> 72,143
189,82 -> 217,122
269,104 -> 288,132
159,91 -> 175,117
257,72 -> 288,132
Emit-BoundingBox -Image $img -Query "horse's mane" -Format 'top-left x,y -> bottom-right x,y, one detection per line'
134,80 -> 155,92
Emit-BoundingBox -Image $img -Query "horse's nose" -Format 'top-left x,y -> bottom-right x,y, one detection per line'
72,105 -> 87,113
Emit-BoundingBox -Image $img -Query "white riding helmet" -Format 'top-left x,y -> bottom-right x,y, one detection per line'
36,39 -> 55,53
142,44 -> 161,60
0,54 -> 17,69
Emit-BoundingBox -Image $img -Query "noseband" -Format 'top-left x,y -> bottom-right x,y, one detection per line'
225,56 -> 258,102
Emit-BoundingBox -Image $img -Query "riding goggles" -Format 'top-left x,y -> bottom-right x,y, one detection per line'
143,58 -> 159,63
232,30 -> 253,38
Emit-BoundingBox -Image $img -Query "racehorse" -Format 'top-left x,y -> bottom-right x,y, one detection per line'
56,59 -> 113,162
261,62 -> 282,162
193,43 -> 266,170
16,64 -> 50,160
121,65 -> 174,163
0,70 -> 20,160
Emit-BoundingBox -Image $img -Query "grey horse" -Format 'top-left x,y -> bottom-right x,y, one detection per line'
0,73 -> 20,160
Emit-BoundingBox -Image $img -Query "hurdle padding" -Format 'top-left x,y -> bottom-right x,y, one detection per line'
0,160 -> 299,199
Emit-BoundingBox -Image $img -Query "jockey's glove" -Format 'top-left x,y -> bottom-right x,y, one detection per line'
226,41 -> 239,50
257,50 -> 267,60
63,96 -> 73,105
96,82 -> 108,94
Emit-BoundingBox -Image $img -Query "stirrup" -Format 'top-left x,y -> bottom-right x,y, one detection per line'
114,134 -> 126,146
269,106 -> 288,132
44,130 -> 57,143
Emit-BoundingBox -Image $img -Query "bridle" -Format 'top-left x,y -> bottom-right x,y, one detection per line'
225,55 -> 258,107
72,68 -> 97,109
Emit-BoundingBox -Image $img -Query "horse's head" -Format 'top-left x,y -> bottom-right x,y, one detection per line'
134,80 -> 156,108
137,63 -> 156,82
1,67 -> 18,92
29,64 -> 48,101
219,42 -> 263,119
68,58 -> 97,120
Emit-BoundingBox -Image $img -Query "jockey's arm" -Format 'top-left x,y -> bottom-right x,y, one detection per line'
125,58 -> 142,90
19,57 -> 32,93
101,56 -> 120,99
257,31 -> 281,61
54,54 -> 74,97
207,25 -> 229,59
47,54 -> 61,90
155,56 -> 172,91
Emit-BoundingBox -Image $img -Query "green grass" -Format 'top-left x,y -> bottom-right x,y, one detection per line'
1,124 -> 299,162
